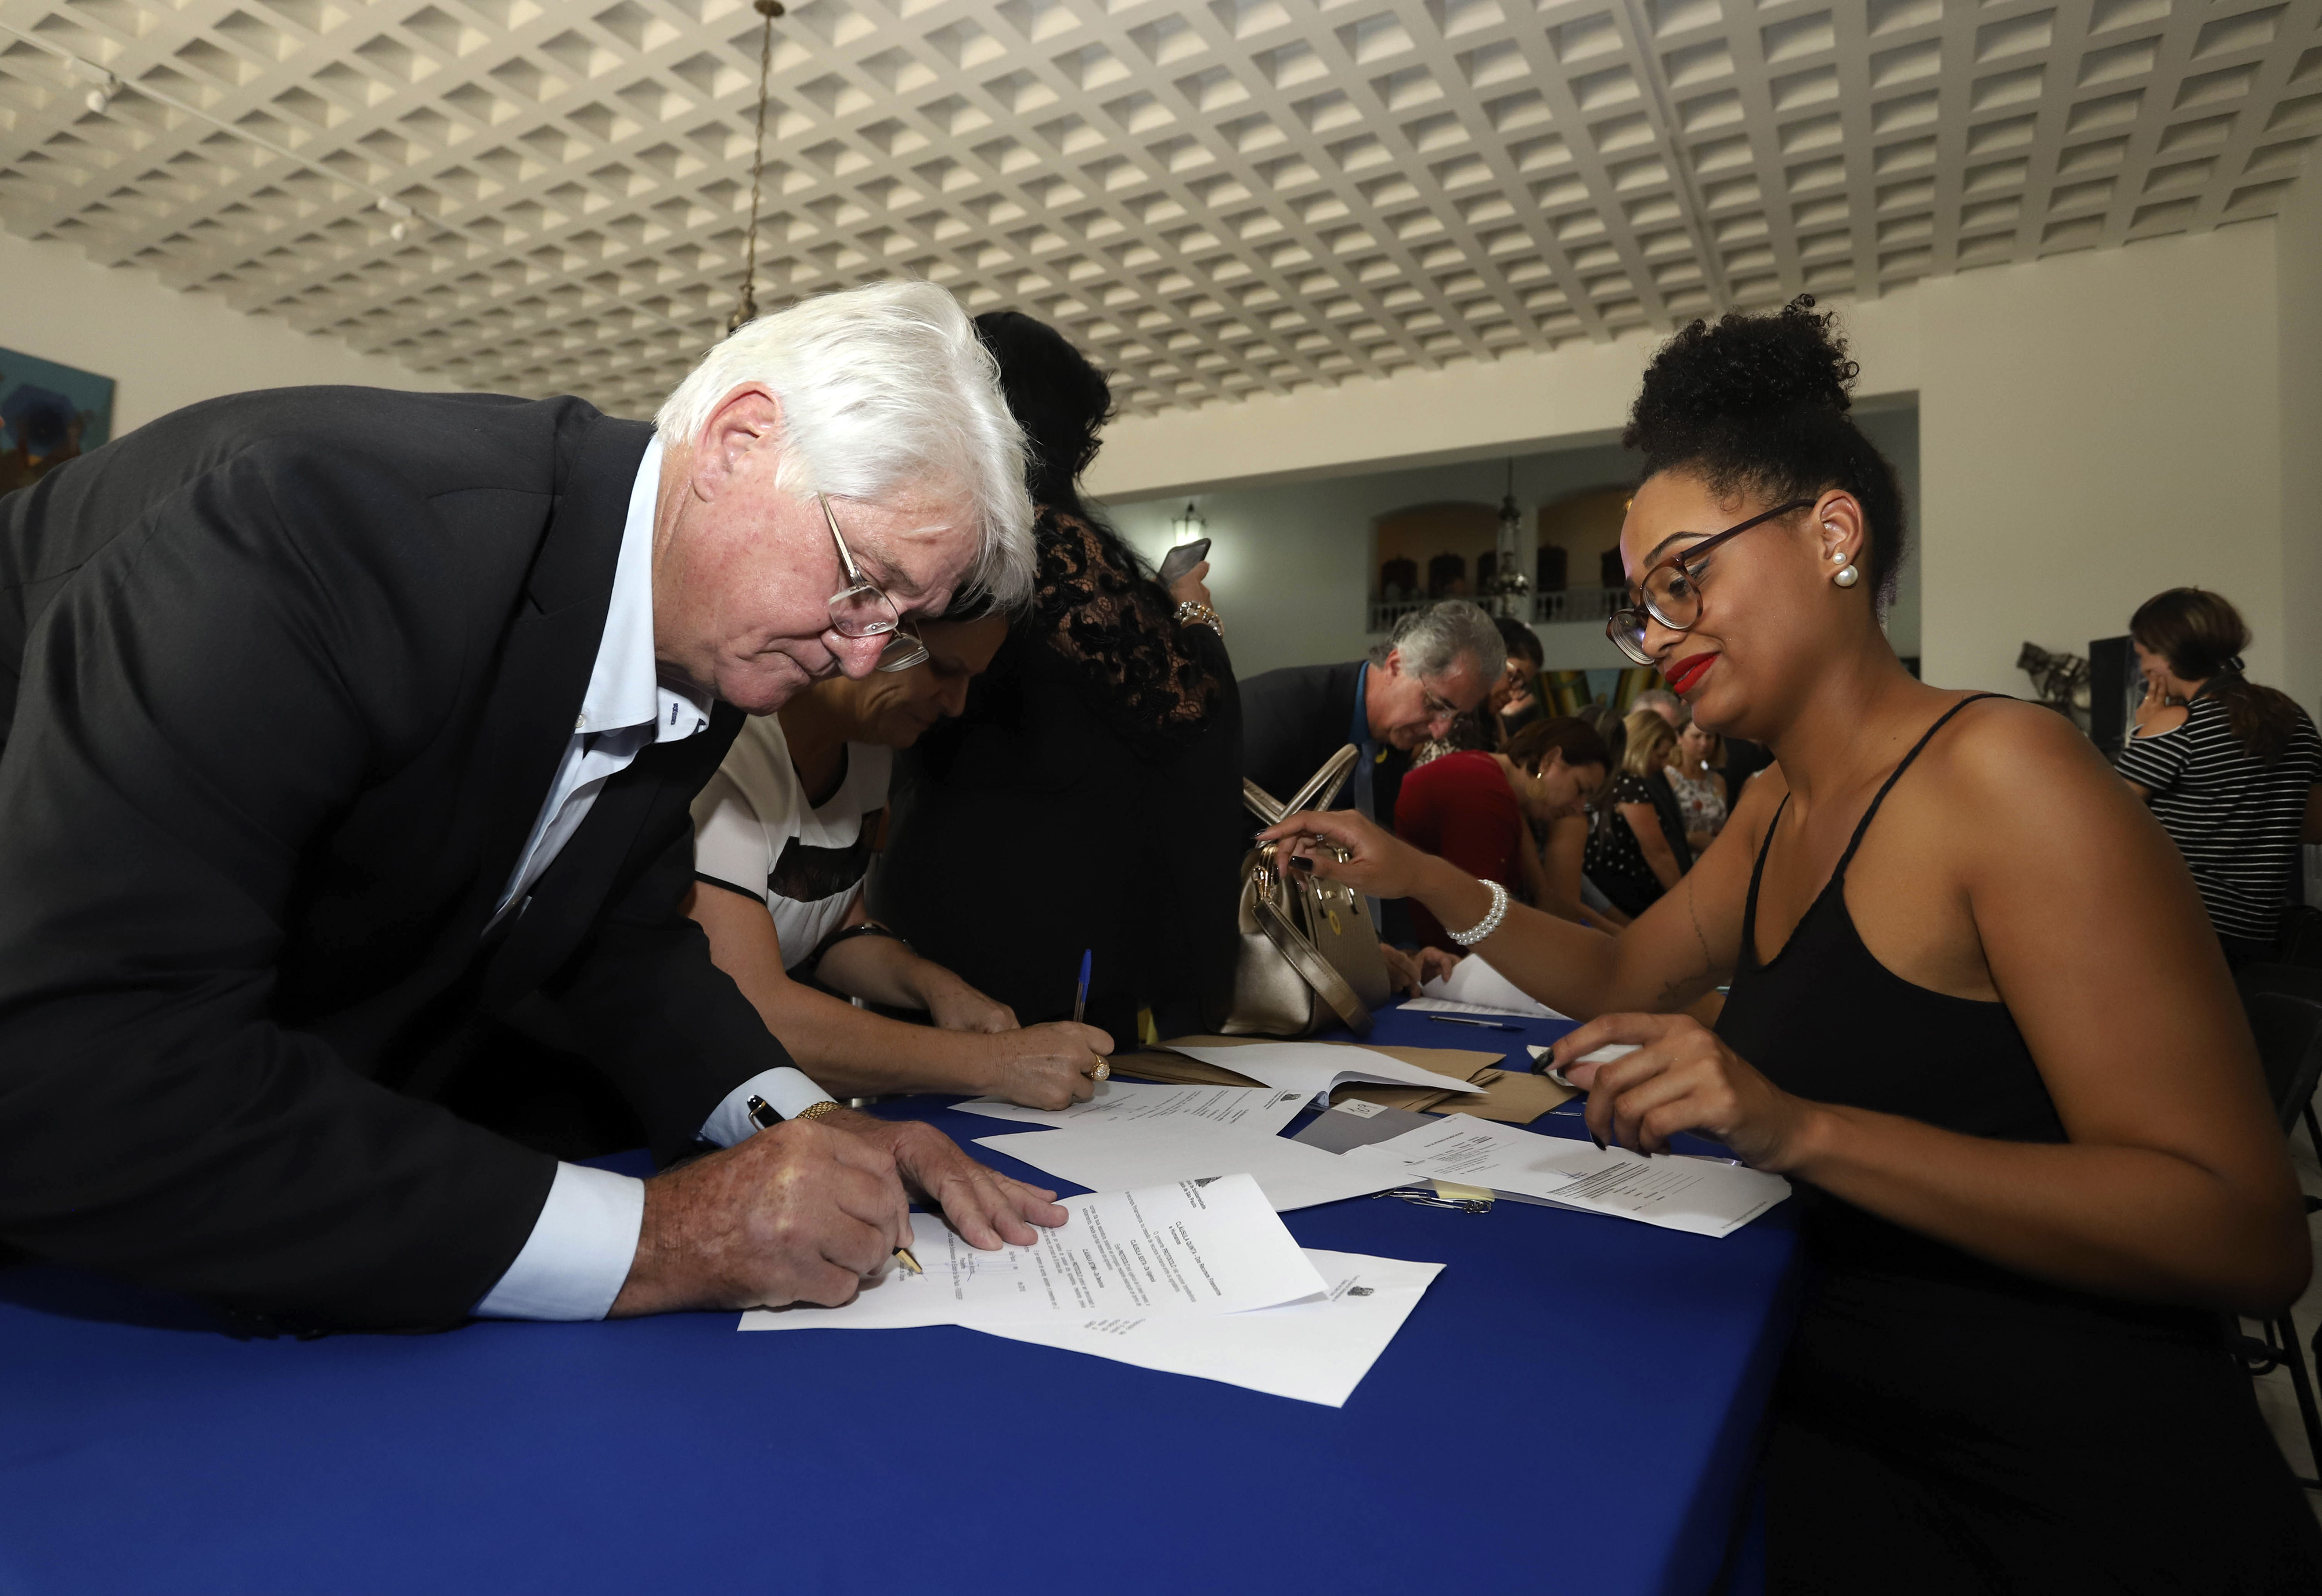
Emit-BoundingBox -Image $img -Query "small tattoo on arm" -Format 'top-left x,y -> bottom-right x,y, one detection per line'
1686,880 -> 1714,974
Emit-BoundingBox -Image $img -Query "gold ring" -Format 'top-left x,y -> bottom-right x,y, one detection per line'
1091,1057 -> 1110,1081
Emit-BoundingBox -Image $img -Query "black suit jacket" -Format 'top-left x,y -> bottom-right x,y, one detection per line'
0,388 -> 791,1331
1239,660 -> 1408,828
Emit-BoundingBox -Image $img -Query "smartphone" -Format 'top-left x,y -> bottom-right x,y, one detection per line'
1156,537 -> 1211,586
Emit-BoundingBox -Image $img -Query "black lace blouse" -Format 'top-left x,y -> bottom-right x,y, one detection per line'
869,507 -> 1243,1042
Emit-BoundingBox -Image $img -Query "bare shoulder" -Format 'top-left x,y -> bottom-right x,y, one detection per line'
1723,756 -> 1790,843
1931,696 -> 2122,801
1915,694 -> 2164,865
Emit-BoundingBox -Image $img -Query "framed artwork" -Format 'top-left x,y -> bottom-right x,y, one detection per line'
1,346 -> 114,497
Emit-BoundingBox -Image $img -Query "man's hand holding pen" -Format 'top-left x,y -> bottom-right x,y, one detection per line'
607,1110 -> 1066,1317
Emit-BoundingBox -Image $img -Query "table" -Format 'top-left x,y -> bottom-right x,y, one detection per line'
0,1003 -> 1797,1596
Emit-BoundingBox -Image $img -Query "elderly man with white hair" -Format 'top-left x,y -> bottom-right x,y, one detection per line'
0,280 -> 1065,1331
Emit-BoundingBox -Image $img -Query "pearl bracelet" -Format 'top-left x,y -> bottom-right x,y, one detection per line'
1447,879 -> 1508,947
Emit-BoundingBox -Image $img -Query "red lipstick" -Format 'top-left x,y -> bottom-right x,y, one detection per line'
1664,653 -> 1717,695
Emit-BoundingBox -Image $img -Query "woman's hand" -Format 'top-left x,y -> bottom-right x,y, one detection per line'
1378,943 -> 1461,997
1548,1012 -> 1819,1169
1256,807 -> 1437,900
973,1021 -> 1117,1110
919,973 -> 1017,1034
2132,669 -> 2179,734
1166,561 -> 1212,608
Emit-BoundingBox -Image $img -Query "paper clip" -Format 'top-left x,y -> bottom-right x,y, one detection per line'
1373,1186 -> 1493,1214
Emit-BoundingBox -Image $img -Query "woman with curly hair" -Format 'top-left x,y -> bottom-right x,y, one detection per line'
1261,298 -> 2320,1588
872,312 -> 1243,1052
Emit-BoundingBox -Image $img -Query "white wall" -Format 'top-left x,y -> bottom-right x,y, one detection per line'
2279,175 -> 2322,716
1093,214 -> 2305,705
1915,223 -> 2288,694
0,230 -> 437,435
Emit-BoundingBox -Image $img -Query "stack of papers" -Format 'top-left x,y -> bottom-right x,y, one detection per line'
1407,956 -> 1568,1020
949,1080 -> 1310,1135
1119,1037 -> 1564,1121
1344,1114 -> 1789,1238
1158,1041 -> 1484,1105
979,1249 -> 1443,1409
740,1174 -> 1325,1331
975,1118 -> 1411,1213
739,1173 -> 1445,1407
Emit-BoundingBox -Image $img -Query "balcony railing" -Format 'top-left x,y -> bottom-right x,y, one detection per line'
1366,586 -> 1628,635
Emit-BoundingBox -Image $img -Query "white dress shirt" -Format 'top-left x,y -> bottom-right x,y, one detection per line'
474,436 -> 835,1321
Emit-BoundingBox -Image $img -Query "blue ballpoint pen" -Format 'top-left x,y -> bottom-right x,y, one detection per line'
1072,948 -> 1092,1026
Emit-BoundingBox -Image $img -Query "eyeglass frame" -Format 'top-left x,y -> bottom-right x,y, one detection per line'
1603,497 -> 1818,666
819,492 -> 929,674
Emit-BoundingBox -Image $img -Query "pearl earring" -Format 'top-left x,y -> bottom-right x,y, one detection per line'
1833,564 -> 1860,588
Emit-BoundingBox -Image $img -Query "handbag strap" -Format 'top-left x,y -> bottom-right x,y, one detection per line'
1253,894 -> 1374,1037
1242,778 -> 1286,827
1243,743 -> 1361,825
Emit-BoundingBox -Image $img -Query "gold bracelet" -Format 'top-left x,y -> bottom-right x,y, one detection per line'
1175,600 -> 1223,638
793,1099 -> 842,1122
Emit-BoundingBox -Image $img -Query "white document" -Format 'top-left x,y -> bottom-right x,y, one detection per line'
1414,955 -> 1568,1020
1164,1041 -> 1482,1105
947,1080 -> 1310,1136
974,1248 -> 1444,1408
975,1119 -> 1411,1212
737,1173 -> 1326,1331
1347,1114 -> 1789,1238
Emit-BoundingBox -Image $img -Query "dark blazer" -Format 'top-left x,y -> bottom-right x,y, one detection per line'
0,388 -> 791,1332
1239,659 -> 1408,826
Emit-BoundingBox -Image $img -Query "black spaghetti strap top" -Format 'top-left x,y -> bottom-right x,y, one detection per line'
1730,698 -> 2322,1590
1715,694 -> 2072,1281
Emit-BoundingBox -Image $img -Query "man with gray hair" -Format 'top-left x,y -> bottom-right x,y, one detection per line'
0,280 -> 1062,1331
1242,599 -> 1506,846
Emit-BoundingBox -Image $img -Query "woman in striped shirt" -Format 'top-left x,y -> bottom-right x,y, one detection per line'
2116,588 -> 2322,966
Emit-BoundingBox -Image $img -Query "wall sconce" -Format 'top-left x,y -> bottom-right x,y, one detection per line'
1170,500 -> 1207,546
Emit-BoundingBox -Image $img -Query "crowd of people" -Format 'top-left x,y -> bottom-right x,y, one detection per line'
5,278 -> 2322,1588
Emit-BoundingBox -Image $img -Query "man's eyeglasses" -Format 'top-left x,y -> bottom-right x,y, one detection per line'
820,493 -> 928,674
1605,499 -> 1815,666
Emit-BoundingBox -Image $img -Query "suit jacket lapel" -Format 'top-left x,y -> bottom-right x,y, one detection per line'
468,413 -> 655,924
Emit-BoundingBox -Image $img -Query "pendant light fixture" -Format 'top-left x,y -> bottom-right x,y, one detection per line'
726,0 -> 787,338
1485,458 -> 1532,620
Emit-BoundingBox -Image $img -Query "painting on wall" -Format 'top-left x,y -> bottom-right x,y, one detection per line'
0,346 -> 114,499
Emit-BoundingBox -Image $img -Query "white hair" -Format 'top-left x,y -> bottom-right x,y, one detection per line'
655,280 -> 1034,612
1367,599 -> 1508,683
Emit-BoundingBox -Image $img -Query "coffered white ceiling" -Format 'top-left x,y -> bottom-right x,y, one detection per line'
1,0 -> 2316,419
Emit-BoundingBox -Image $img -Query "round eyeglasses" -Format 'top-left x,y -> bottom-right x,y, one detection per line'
1605,499 -> 1815,666
819,493 -> 929,673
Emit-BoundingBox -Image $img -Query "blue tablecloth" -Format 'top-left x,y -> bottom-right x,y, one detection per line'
0,1003 -> 1796,1595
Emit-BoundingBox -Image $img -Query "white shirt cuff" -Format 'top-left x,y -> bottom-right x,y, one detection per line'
699,1067 -> 839,1148
473,1161 -> 644,1321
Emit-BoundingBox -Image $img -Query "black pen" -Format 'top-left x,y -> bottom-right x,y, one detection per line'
1424,1013 -> 1521,1033
748,1096 -> 921,1274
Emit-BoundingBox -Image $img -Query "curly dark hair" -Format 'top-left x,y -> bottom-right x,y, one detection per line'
1622,295 -> 1908,611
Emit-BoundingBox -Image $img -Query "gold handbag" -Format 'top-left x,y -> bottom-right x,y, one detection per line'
1212,744 -> 1393,1037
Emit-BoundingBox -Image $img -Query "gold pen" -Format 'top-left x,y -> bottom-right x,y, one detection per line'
747,1096 -> 921,1274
